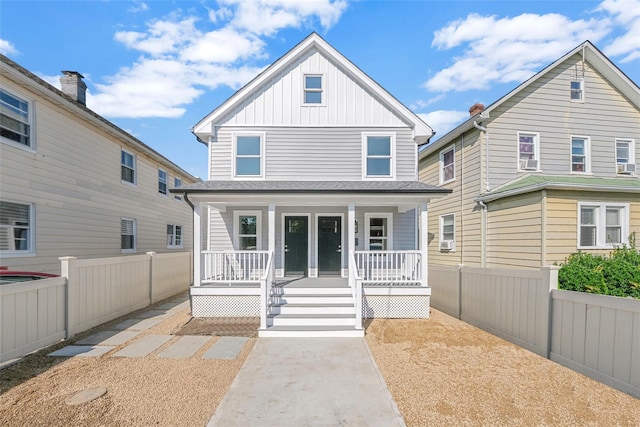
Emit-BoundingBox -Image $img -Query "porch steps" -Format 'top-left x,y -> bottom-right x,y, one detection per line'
260,281 -> 364,337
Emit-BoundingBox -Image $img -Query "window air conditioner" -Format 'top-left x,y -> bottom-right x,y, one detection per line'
440,240 -> 454,251
617,163 -> 636,174
519,159 -> 538,170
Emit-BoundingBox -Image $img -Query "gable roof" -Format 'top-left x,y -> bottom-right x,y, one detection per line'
419,40 -> 640,159
192,32 -> 433,145
476,174 -> 640,203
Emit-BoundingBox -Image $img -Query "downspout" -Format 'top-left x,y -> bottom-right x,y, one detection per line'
459,134 -> 464,266
473,120 -> 490,192
477,200 -> 487,268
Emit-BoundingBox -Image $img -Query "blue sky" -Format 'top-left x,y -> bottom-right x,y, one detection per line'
2,0 -> 639,180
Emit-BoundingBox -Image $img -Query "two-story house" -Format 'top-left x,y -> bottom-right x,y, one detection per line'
172,33 -> 450,337
419,41 -> 640,270
1,55 -> 199,275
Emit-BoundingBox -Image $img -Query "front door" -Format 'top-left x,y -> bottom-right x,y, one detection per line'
318,216 -> 341,275
284,216 -> 308,276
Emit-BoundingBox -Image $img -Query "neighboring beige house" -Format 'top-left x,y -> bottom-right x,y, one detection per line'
419,41 -> 640,270
0,54 -> 199,275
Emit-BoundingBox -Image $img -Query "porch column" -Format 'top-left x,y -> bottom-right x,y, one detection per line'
268,203 -> 276,279
193,201 -> 202,287
419,202 -> 428,287
348,203 -> 355,284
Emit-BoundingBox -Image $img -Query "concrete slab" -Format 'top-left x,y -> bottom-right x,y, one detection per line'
135,310 -> 170,319
49,345 -> 113,358
155,302 -> 180,311
112,335 -> 172,358
156,336 -> 211,359
76,330 -> 141,346
207,338 -> 405,427
114,318 -> 163,331
203,337 -> 248,360
168,301 -> 190,312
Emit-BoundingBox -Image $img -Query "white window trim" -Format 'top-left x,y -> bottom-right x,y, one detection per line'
570,135 -> 591,174
0,87 -> 36,153
158,168 -> 168,196
166,224 -> 183,249
302,73 -> 325,106
121,148 -> 137,186
577,202 -> 629,249
570,78 -> 585,103
364,212 -> 393,251
439,213 -> 456,252
120,217 -> 137,253
234,210 -> 263,250
517,131 -> 541,172
362,132 -> 396,180
232,132 -> 266,179
615,138 -> 636,175
0,200 -> 35,257
174,177 -> 183,201
439,145 -> 456,184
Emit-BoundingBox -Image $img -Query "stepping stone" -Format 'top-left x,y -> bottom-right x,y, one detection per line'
76,330 -> 141,346
114,318 -> 163,331
65,387 -> 107,406
49,345 -> 113,357
135,310 -> 170,319
112,335 -> 172,358
156,336 -> 211,359
203,337 -> 248,360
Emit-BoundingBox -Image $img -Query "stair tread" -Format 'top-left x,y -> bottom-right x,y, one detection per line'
264,325 -> 361,331
268,313 -> 355,319
276,294 -> 352,298
272,303 -> 354,307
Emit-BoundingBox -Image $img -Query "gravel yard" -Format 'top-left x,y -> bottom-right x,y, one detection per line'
1,300 -> 638,426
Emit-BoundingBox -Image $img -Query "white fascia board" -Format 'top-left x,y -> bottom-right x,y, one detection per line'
476,183 -> 640,203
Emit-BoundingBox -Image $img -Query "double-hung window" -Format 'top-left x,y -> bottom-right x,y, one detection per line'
121,218 -> 136,253
1,88 -> 32,149
571,136 -> 590,173
0,200 -> 33,254
174,177 -> 183,201
121,149 -> 136,184
363,134 -> 394,178
364,213 -> 393,251
158,169 -> 167,195
570,79 -> 584,102
234,134 -> 264,178
234,211 -> 261,250
440,146 -> 455,184
303,75 -> 323,104
517,132 -> 540,171
167,224 -> 182,248
615,139 -> 636,175
578,203 -> 628,249
439,214 -> 455,251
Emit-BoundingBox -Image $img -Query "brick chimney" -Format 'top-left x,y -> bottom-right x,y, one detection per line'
60,71 -> 87,105
469,103 -> 485,117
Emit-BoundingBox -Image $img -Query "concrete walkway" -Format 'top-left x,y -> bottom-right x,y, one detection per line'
208,338 -> 405,427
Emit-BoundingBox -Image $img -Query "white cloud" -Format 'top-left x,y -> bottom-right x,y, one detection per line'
425,12 -> 611,92
597,0 -> 640,63
128,1 -> 149,14
180,28 -> 265,63
0,39 -> 18,56
418,110 -> 469,136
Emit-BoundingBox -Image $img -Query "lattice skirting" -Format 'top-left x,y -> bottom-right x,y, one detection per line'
363,295 -> 430,318
192,295 -> 260,317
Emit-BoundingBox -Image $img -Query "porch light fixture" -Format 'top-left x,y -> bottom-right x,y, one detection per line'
354,219 -> 358,233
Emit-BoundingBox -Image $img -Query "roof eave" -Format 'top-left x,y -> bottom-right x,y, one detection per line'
476,182 -> 640,203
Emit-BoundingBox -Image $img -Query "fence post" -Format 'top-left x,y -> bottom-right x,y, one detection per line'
542,266 -> 559,358
59,256 -> 77,339
147,252 -> 156,304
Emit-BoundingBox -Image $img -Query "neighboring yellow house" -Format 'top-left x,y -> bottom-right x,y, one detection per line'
419,41 -> 640,269
0,55 -> 200,274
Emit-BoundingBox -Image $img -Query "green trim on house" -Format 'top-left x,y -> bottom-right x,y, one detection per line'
476,175 -> 640,202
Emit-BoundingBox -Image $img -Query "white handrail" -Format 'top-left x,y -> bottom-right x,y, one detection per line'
349,251 -> 363,330
259,251 -> 274,330
354,250 -> 422,285
202,250 -> 269,283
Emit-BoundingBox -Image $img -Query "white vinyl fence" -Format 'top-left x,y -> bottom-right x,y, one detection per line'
1,251 -> 191,363
430,265 -> 640,398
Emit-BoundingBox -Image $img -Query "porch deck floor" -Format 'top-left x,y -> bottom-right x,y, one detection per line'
275,276 -> 348,288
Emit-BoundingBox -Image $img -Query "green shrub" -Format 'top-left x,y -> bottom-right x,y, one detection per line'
557,233 -> 640,299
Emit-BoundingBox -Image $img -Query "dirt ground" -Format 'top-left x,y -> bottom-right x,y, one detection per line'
1,301 -> 638,426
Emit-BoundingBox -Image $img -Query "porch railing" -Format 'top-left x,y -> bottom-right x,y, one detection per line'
260,251 -> 274,330
203,250 -> 270,283
354,250 -> 422,285
349,251 -> 363,330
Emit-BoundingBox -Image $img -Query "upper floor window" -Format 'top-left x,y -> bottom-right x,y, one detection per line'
158,169 -> 167,195
440,146 -> 455,184
439,213 -> 455,252
1,88 -> 32,150
570,79 -> 584,102
571,136 -> 590,173
121,149 -> 136,184
167,224 -> 183,248
234,211 -> 262,250
234,134 -> 264,178
174,177 -> 183,201
363,134 -> 394,179
616,139 -> 636,175
364,213 -> 393,251
578,203 -> 628,249
0,200 -> 33,254
303,75 -> 323,104
517,132 -> 540,171
121,218 -> 136,253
